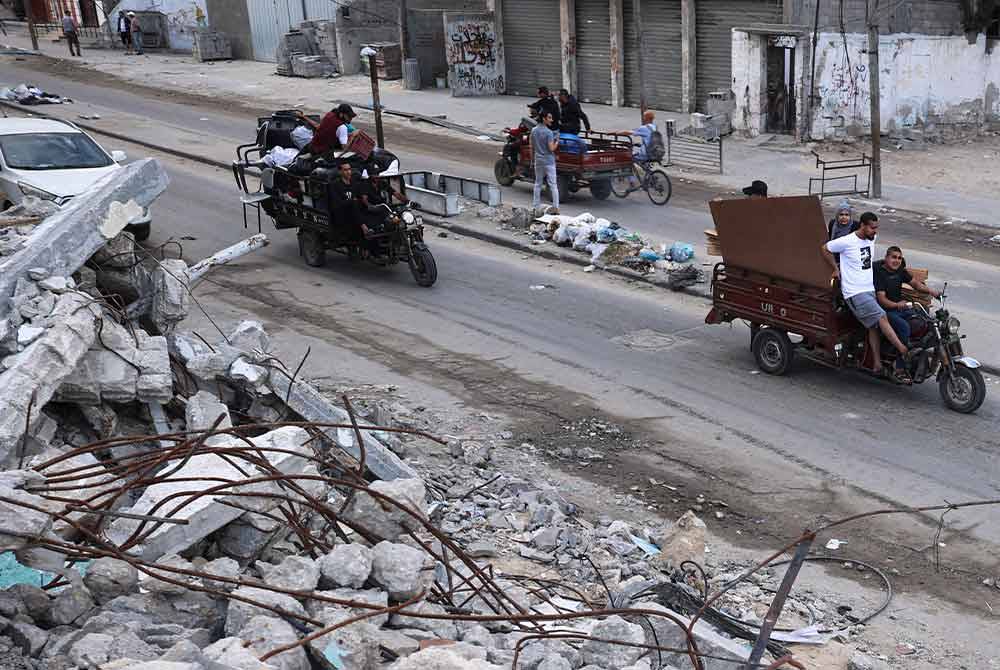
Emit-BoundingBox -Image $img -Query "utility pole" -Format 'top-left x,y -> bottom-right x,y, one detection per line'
635,0 -> 646,120
362,46 -> 385,148
25,0 -> 39,51
398,0 -> 408,60
866,0 -> 882,197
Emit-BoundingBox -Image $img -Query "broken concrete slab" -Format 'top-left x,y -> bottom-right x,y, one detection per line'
257,555 -> 320,592
0,159 -> 169,312
238,615 -> 310,670
203,637 -> 280,670
370,541 -> 431,601
264,371 -> 417,482
224,586 -> 309,637
342,477 -> 427,541
387,645 -> 506,670
150,259 -> 190,335
82,557 -> 139,605
317,543 -> 373,589
106,426 -> 314,561
184,390 -> 233,447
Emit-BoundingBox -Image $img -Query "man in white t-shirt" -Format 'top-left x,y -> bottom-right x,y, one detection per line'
821,212 -> 911,382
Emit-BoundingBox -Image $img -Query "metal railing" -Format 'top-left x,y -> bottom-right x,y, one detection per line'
32,21 -> 108,40
808,151 -> 872,198
666,133 -> 724,174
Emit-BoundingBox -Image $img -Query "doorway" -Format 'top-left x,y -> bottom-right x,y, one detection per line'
765,36 -> 796,134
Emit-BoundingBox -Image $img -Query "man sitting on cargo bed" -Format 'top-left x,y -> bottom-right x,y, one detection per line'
822,212 -> 912,383
875,245 -> 941,345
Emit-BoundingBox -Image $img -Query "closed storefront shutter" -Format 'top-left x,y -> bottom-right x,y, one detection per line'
575,0 -> 612,104
248,0 -> 305,62
695,0 -> 782,110
502,0 -> 563,97
623,0 -> 683,111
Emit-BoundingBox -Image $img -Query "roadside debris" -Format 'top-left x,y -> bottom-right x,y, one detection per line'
0,83 -> 72,105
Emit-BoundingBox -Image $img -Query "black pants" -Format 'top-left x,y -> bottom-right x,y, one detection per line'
120,31 -> 131,47
65,31 -> 81,56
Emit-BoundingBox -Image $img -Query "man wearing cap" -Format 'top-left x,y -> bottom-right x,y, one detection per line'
306,104 -> 358,156
742,180 -> 768,198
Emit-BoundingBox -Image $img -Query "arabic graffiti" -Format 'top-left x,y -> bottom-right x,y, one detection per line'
445,14 -> 504,97
819,57 -> 870,123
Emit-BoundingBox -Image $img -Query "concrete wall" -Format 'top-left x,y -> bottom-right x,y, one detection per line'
445,12 -> 503,95
407,9 -> 448,86
334,0 -> 400,75
110,0 -> 208,50
810,31 -> 1000,139
731,29 -> 810,139
206,0 -> 252,59
790,0 -> 964,36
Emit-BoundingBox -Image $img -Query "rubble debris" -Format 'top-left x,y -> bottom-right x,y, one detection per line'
652,510 -> 707,571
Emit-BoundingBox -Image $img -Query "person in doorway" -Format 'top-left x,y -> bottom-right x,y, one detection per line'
531,111 -> 560,214
875,245 -> 941,345
117,10 -> 132,53
129,12 -> 144,55
742,180 -> 768,198
528,86 -> 560,127
62,12 -> 81,57
822,212 -> 912,383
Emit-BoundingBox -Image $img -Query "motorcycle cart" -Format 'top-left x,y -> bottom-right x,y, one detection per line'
494,118 -> 635,201
704,195 -> 986,413
233,111 -> 437,287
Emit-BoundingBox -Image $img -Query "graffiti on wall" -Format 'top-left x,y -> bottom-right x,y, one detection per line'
818,51 -> 871,126
445,13 -> 504,97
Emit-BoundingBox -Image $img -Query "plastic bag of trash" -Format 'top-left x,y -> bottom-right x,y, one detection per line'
573,212 -> 597,225
553,223 -> 575,246
669,242 -> 695,262
572,224 -> 594,251
595,225 -> 616,243
0,88 -> 15,101
638,248 -> 661,262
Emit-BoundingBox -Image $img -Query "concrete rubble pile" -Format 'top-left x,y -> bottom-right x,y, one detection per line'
0,161 -> 875,669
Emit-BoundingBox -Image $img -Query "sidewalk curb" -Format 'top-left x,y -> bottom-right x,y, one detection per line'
421,215 -> 713,301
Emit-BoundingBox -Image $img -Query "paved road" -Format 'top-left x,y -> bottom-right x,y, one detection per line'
4,62 -> 999,576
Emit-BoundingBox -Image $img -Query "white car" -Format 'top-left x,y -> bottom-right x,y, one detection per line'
0,117 -> 151,240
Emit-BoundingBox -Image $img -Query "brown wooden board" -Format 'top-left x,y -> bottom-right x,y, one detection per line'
709,195 -> 832,290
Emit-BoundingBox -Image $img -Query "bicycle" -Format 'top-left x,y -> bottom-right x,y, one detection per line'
610,158 -> 672,206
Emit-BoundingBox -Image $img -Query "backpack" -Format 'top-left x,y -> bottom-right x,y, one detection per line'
646,130 -> 666,161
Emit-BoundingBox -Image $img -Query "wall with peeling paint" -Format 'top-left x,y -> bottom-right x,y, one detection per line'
731,29 -> 810,139
811,32 -> 1000,139
110,0 -> 208,51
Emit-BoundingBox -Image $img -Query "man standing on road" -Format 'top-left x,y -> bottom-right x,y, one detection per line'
117,11 -> 132,54
822,212 -> 911,382
62,12 -> 82,57
531,111 -> 560,214
129,12 -> 144,55
875,245 -> 941,344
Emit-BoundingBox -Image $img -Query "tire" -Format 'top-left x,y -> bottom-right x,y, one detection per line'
126,222 -> 151,242
752,328 -> 794,375
590,178 -> 612,200
611,175 -> 631,198
298,229 -> 326,267
646,169 -> 673,205
408,243 -> 437,287
494,158 -> 515,186
938,365 -> 986,414
557,173 -> 572,201
749,323 -> 761,352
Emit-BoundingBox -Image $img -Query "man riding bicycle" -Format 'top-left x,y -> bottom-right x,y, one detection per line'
615,111 -> 665,188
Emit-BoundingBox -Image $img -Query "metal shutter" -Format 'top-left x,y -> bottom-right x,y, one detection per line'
503,0 -> 563,97
623,0 -> 683,112
575,0 -> 612,104
695,0 -> 782,110
248,0 -> 306,62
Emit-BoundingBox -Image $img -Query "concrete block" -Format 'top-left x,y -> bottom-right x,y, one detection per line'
0,159 -> 169,315
150,259 -> 190,335
106,426 -> 314,560
184,390 -> 233,446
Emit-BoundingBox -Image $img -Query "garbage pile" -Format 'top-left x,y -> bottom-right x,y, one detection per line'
0,83 -> 72,106
0,162 -> 883,669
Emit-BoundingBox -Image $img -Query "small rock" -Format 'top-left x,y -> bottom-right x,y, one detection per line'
370,541 -> 430,601
318,544 -> 373,590
466,540 -> 498,558
83,557 -> 139,605
26,268 -> 48,281
477,206 -> 498,218
257,555 -> 320,592
581,616 -> 646,667
651,510 -> 706,571
848,650 -> 891,670
50,585 -> 95,626
16,325 -> 45,347
38,276 -> 70,293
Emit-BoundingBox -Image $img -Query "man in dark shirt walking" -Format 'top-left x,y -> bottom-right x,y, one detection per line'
557,89 -> 591,135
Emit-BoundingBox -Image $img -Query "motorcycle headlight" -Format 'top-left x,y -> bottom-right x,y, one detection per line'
947,316 -> 960,333
18,182 -> 70,206
401,211 -> 416,225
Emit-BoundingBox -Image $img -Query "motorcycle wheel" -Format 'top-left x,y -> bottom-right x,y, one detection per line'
494,158 -> 515,186
938,365 -> 986,413
298,229 -> 326,267
752,328 -> 794,375
646,169 -> 673,206
590,178 -> 612,200
408,243 -> 437,287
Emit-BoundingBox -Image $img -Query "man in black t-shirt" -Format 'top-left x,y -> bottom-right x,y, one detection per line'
874,245 -> 941,343
329,162 -> 360,237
